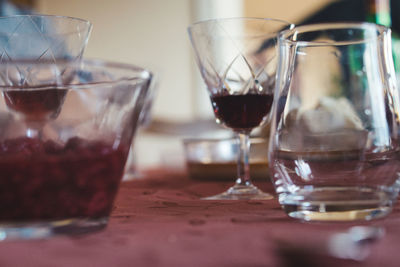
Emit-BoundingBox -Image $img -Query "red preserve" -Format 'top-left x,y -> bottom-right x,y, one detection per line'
0,136 -> 128,222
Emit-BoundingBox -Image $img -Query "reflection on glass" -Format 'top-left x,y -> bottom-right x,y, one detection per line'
269,22 -> 400,221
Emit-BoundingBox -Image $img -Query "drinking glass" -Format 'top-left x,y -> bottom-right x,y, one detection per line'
0,15 -> 92,61
188,18 -> 294,200
269,22 -> 400,221
0,59 -> 152,240
0,15 -> 92,137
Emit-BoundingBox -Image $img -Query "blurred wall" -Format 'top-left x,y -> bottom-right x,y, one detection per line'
36,0 -> 196,121
244,0 -> 336,23
35,0 -> 335,122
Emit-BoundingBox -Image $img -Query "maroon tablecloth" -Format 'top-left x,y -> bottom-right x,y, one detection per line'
0,169 -> 399,267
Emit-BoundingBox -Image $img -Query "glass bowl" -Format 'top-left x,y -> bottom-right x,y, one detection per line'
0,59 -> 152,240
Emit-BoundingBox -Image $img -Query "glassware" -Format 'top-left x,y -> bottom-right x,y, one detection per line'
366,0 -> 400,89
269,22 -> 400,221
123,77 -> 158,180
0,15 -> 92,61
0,15 -> 92,137
0,59 -> 152,240
188,18 -> 294,200
183,137 -> 269,181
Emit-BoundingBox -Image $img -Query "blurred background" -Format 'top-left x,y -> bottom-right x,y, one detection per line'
4,0 -> 400,170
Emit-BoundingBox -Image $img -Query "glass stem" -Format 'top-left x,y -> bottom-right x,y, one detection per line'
236,133 -> 251,186
26,121 -> 44,139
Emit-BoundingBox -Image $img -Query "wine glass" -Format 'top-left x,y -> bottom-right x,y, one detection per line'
188,18 -> 294,200
0,15 -> 92,138
269,22 -> 400,221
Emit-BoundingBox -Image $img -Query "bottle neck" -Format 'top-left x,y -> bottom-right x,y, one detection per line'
366,0 -> 392,27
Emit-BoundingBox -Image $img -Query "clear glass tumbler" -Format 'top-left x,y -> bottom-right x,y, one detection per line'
0,59 -> 152,240
269,23 -> 400,221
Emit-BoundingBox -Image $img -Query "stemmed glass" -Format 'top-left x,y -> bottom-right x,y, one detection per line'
0,15 -> 92,138
188,18 -> 294,200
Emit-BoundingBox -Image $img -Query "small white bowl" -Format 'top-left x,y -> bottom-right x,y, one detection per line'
183,137 -> 269,180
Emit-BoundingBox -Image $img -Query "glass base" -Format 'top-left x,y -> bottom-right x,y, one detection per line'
280,187 -> 396,222
202,183 -> 274,200
0,217 -> 108,241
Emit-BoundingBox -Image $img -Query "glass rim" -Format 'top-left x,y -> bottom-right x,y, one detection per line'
188,16 -> 294,33
279,22 -> 390,47
183,136 -> 266,144
0,14 -> 92,35
0,59 -> 152,91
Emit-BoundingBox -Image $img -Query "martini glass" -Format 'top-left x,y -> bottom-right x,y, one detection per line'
0,15 -> 92,138
188,17 -> 293,200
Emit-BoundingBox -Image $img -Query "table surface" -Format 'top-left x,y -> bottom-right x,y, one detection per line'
0,169 -> 399,267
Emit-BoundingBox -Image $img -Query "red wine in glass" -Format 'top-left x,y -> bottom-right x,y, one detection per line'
211,93 -> 274,131
4,87 -> 67,122
188,17 -> 292,200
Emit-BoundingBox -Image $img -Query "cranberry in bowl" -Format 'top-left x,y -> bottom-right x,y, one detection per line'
0,59 -> 152,240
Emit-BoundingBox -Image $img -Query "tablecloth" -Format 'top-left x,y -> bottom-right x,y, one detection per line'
0,169 -> 399,267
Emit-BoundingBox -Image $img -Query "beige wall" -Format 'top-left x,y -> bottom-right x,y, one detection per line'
35,0 -> 335,122
34,0 -> 337,168
244,0 -> 336,24
36,0 -> 196,121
